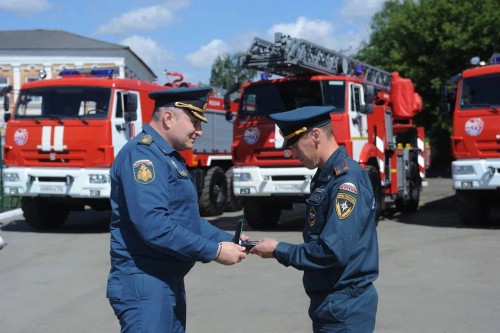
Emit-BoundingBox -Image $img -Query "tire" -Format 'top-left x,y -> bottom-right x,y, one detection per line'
243,197 -> 281,230
21,197 -> 69,230
396,161 -> 421,212
366,165 -> 383,225
456,190 -> 490,226
199,166 -> 228,216
224,167 -> 242,212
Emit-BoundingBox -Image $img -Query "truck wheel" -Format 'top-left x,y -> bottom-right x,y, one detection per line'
406,161 -> 421,212
396,161 -> 421,212
199,166 -> 228,216
456,190 -> 490,226
21,197 -> 69,230
366,165 -> 383,225
243,197 -> 281,230
224,167 -> 242,212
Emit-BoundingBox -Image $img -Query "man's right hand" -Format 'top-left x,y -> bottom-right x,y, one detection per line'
215,242 -> 246,265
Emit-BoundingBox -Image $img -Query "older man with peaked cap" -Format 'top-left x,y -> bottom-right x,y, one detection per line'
106,87 -> 247,333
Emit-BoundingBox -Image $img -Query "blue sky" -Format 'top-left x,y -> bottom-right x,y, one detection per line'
0,0 -> 385,85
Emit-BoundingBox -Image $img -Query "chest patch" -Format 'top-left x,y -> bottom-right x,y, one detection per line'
335,192 -> 356,220
133,159 -> 155,184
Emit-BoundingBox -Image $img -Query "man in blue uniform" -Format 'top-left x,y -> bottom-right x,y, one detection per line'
251,106 -> 379,332
106,87 -> 247,333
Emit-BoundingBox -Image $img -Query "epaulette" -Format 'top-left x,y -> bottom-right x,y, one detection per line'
138,134 -> 154,145
334,159 -> 349,176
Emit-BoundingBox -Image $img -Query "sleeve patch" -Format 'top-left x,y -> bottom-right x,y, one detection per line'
339,182 -> 357,194
335,192 -> 356,220
133,159 -> 155,184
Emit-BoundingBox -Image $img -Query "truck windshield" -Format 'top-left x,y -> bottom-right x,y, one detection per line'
238,80 -> 345,117
15,86 -> 112,119
459,74 -> 500,110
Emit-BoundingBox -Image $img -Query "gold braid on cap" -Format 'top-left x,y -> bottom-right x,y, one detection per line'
280,127 -> 307,140
174,101 -> 206,113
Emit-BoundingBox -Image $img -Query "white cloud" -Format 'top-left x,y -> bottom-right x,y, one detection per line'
185,39 -> 230,69
340,0 -> 385,21
120,35 -> 175,80
267,16 -> 336,49
0,0 -> 50,14
95,1 -> 188,35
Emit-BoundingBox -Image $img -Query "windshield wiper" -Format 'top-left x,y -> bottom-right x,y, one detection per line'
46,116 -> 64,124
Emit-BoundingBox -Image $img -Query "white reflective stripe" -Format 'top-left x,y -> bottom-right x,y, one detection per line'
40,126 -> 52,151
375,136 -> 384,152
53,126 -> 65,151
378,158 -> 384,173
417,138 -> 424,150
418,154 -> 425,167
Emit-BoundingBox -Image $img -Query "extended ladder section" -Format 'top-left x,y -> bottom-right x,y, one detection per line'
242,32 -> 392,91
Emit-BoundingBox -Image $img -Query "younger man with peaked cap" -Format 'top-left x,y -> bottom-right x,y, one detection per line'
106,87 -> 247,333
251,106 -> 379,332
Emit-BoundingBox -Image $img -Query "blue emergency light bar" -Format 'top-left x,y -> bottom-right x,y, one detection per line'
59,68 -> 118,77
491,54 -> 500,65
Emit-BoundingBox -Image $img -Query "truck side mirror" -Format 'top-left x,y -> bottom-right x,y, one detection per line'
123,93 -> 138,122
223,81 -> 241,122
364,85 -> 375,104
439,84 -> 452,115
1,85 -> 12,112
360,85 -> 375,114
3,94 -> 9,112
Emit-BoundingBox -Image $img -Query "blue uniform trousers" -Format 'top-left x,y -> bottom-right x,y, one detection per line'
108,273 -> 186,333
310,284 -> 378,333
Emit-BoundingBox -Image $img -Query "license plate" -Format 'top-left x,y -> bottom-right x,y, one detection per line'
274,184 -> 301,192
39,185 -> 65,194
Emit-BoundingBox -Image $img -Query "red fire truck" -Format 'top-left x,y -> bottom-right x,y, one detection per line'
445,54 -> 500,225
225,33 -> 428,229
1,68 -> 238,229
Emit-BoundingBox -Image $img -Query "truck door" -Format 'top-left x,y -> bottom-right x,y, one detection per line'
111,90 -> 141,156
350,83 -> 369,160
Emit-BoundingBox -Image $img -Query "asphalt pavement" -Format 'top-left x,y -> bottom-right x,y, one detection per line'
0,177 -> 499,332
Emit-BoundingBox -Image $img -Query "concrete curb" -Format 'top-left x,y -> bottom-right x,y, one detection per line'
0,208 -> 22,221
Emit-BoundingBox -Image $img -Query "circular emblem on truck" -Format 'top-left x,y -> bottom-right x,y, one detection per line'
244,127 -> 260,145
464,117 -> 484,136
14,128 -> 28,146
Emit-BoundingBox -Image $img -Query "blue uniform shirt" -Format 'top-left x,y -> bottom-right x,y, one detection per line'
274,146 -> 379,296
108,124 -> 233,278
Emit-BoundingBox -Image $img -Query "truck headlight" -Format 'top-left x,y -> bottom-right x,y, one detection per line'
452,165 -> 475,175
3,172 -> 20,182
233,172 -> 252,182
89,174 -> 110,184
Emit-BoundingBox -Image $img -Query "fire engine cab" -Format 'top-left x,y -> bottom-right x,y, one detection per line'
2,68 -> 237,229
225,33 -> 428,229
444,54 -> 500,225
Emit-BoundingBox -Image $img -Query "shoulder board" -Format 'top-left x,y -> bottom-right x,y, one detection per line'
138,134 -> 154,145
334,159 -> 349,176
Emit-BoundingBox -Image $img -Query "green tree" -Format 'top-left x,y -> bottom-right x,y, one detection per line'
209,53 -> 257,89
356,0 -> 500,173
